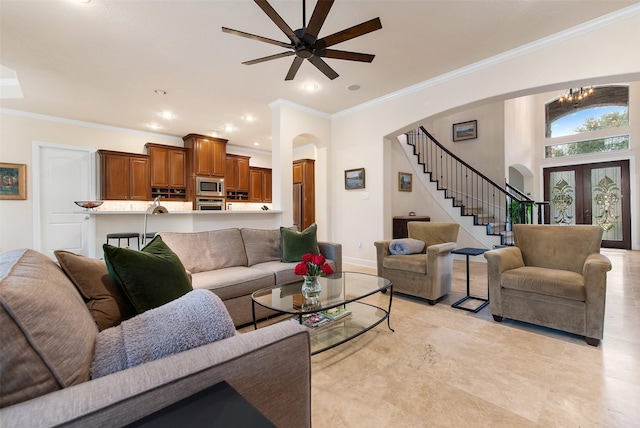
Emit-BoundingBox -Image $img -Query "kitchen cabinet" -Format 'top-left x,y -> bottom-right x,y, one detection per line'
182,133 -> 227,177
292,159 -> 315,230
98,150 -> 150,200
225,154 -> 250,200
146,143 -> 187,200
249,167 -> 272,203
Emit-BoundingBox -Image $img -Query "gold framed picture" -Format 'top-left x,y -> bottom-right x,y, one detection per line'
453,120 -> 477,141
345,168 -> 365,190
0,163 -> 27,200
398,172 -> 412,192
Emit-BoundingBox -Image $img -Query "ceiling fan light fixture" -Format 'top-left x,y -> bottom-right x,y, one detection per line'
222,0 -> 381,81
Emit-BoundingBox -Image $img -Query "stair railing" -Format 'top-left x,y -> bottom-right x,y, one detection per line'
406,126 -> 545,243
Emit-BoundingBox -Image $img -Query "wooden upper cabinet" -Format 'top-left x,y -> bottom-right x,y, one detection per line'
147,143 -> 187,189
293,163 -> 304,184
237,157 -> 250,192
249,168 -> 264,202
129,156 -> 150,200
263,169 -> 272,203
249,167 -> 271,202
148,145 -> 169,187
168,149 -> 187,188
183,134 -> 227,177
225,156 -> 237,190
98,150 -> 150,200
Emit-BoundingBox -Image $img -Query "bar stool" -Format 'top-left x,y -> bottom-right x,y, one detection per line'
106,232 -> 140,249
143,232 -> 157,246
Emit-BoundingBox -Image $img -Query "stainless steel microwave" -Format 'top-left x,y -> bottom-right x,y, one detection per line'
195,177 -> 224,197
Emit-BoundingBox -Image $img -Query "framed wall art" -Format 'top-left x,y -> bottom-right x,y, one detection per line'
453,120 -> 477,141
0,163 -> 27,200
345,168 -> 365,190
398,172 -> 412,192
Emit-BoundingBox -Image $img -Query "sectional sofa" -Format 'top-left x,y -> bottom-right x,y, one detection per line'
159,227 -> 342,326
0,247 -> 312,427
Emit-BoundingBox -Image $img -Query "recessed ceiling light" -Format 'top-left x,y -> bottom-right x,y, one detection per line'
303,83 -> 319,92
160,111 -> 174,120
73,0 -> 91,3
253,142 -> 260,146
154,89 -> 167,95
244,115 -> 255,122
224,124 -> 234,132
148,123 -> 161,130
347,84 -> 361,91
211,130 -> 220,138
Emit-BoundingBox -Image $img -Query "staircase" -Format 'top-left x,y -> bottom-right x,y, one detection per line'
406,127 -> 546,245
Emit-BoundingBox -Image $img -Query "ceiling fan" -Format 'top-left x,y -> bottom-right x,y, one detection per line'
222,0 -> 382,81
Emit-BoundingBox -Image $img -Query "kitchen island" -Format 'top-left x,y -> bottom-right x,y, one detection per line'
85,210 -> 283,258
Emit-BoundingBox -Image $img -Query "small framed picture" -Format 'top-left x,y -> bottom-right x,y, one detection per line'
345,168 -> 365,190
453,120 -> 477,141
398,172 -> 412,192
0,163 -> 27,200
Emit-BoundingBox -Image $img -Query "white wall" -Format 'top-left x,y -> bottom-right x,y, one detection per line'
0,111 -> 181,252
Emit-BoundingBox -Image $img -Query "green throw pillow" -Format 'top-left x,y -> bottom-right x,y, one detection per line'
103,235 -> 193,314
280,223 -> 319,262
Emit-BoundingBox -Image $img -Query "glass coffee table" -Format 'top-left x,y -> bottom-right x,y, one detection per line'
251,272 -> 394,355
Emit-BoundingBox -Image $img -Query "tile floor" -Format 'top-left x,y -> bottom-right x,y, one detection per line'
308,249 -> 640,427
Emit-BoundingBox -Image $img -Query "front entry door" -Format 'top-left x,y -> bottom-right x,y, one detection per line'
543,160 -> 631,249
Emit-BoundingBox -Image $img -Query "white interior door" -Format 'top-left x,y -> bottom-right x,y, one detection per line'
36,144 -> 95,258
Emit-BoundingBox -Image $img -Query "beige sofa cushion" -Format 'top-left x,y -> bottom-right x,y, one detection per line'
382,254 -> 426,274
159,229 -> 248,274
0,249 -> 98,408
240,228 -> 281,266
502,266 -> 585,301
513,224 -> 603,274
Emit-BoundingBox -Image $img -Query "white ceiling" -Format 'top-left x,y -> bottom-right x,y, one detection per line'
1,0 -> 636,151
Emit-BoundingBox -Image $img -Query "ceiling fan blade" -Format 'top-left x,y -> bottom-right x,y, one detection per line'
305,0 -> 334,39
242,51 -> 294,65
320,49 -> 375,63
321,17 -> 382,48
254,0 -> 301,45
222,27 -> 291,49
285,57 -> 304,81
308,55 -> 339,80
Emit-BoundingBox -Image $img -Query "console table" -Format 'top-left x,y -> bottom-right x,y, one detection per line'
392,216 -> 430,238
451,247 -> 489,313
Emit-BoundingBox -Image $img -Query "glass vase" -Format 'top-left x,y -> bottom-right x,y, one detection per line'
301,275 -> 322,299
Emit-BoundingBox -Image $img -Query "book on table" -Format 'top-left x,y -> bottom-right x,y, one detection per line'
322,307 -> 352,321
292,313 -> 332,329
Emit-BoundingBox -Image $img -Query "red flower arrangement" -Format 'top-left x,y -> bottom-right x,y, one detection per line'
294,253 -> 334,277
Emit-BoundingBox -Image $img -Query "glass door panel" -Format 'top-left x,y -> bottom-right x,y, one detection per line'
544,160 -> 630,249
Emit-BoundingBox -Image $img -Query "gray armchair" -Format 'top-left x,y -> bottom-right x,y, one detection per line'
484,224 -> 611,346
374,222 -> 459,305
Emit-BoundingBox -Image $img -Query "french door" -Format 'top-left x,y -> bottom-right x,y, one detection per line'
543,160 -> 631,249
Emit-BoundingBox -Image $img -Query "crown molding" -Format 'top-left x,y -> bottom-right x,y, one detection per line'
268,99 -> 331,120
0,108 -> 183,142
334,3 -> 640,119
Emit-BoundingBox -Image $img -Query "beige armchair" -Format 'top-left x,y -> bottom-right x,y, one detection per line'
484,224 -> 611,346
374,222 -> 459,305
